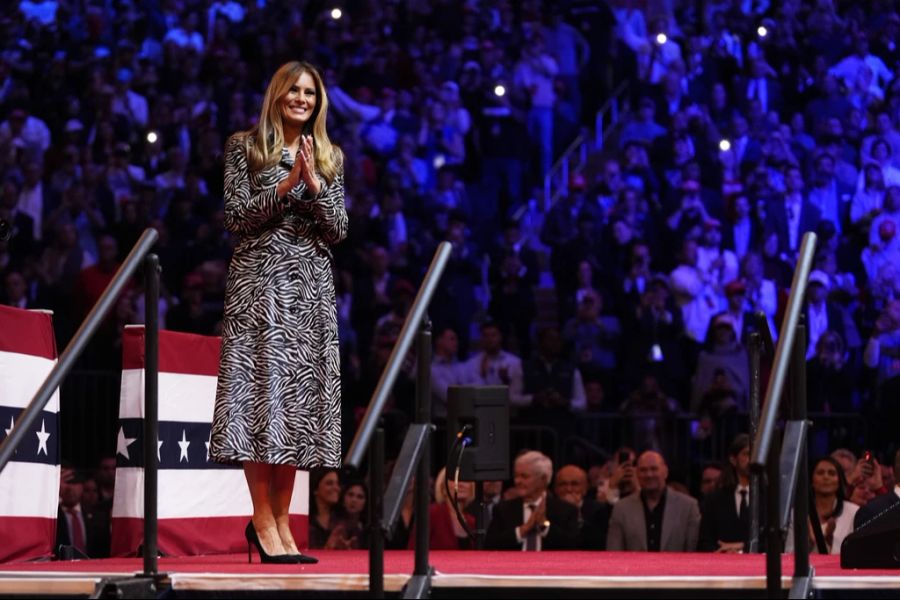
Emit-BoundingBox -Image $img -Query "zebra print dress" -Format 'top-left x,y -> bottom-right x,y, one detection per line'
210,134 -> 348,468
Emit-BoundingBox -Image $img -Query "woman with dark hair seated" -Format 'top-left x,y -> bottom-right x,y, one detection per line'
308,469 -> 343,549
788,457 -> 859,554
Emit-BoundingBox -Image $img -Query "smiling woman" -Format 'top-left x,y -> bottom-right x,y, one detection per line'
208,61 -> 348,566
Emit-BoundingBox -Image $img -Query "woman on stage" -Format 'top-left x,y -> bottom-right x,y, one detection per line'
210,61 -> 348,564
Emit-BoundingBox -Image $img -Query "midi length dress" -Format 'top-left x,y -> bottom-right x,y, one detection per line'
210,134 -> 348,468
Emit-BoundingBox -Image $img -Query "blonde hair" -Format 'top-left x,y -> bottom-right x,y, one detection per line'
240,61 -> 341,183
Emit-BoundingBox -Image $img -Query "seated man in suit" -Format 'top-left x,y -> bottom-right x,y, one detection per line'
554,464 -> 611,549
56,467 -> 110,558
699,434 -> 752,552
606,450 -> 701,551
485,451 -> 579,550
854,449 -> 900,529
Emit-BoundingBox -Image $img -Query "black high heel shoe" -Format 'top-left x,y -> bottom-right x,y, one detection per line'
245,521 -> 300,564
290,550 -> 319,565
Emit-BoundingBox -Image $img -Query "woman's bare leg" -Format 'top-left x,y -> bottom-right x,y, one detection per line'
271,464 -> 299,554
244,462 -> 287,555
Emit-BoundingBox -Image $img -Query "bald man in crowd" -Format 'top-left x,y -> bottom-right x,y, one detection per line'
554,464 -> 611,549
606,451 -> 701,551
485,451 -> 579,550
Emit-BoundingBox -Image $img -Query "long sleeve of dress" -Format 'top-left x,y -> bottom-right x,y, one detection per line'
308,163 -> 349,245
222,135 -> 286,236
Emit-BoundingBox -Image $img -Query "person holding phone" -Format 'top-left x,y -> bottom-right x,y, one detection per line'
209,61 -> 348,564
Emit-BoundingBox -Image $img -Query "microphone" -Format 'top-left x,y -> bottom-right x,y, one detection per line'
0,218 -> 11,242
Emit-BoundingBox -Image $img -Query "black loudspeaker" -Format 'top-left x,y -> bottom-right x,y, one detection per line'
447,385 -> 509,482
840,504 -> 900,569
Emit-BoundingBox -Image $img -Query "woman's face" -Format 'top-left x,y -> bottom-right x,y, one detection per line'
874,141 -> 890,162
315,472 -> 341,506
342,484 -> 366,516
280,71 -> 317,130
812,460 -> 840,497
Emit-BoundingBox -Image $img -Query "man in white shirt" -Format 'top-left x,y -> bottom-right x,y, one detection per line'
430,326 -> 466,419
0,108 -> 51,165
459,321 -> 528,406
16,160 -> 45,241
111,68 -> 149,129
831,35 -> 893,98
513,32 -> 558,179
699,434 -> 752,552
804,270 -> 842,359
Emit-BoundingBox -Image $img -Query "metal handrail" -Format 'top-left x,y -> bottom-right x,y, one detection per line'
542,80 -> 630,209
751,233 -> 817,469
345,241 -> 453,468
0,229 -> 159,473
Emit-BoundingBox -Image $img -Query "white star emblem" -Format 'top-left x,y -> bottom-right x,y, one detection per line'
116,426 -> 137,460
178,429 -> 190,463
5,416 -> 16,455
157,439 -> 163,462
205,432 -> 211,462
35,419 -> 50,456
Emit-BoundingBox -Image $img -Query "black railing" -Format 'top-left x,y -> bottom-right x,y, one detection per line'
750,232 -> 818,598
345,241 -> 453,599
0,228 -> 161,578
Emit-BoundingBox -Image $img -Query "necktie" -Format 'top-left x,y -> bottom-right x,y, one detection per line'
67,507 -> 86,552
739,489 -> 748,522
525,503 -> 538,551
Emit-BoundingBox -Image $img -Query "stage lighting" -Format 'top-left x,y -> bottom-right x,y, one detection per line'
433,153 -> 446,169
331,8 -> 342,19
493,84 -> 506,97
656,33 -> 667,45
757,26 -> 768,38
719,139 -> 731,152
146,131 -> 158,144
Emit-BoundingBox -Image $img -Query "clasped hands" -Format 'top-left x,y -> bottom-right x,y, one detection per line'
278,134 -> 321,198
519,501 -> 547,537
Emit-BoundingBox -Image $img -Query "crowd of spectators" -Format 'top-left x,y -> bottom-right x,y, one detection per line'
1,0 -> 898,559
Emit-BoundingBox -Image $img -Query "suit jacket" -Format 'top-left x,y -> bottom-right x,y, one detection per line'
699,486 -> 749,551
606,488 -> 701,551
765,196 -> 822,256
579,497 -> 612,550
803,301 -> 845,350
56,505 -> 110,558
853,489 -> 900,530
484,494 -> 580,550
721,217 -> 761,258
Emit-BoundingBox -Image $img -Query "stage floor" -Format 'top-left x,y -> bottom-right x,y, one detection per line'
1,551 -> 898,597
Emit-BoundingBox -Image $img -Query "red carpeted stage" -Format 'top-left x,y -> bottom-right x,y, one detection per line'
0,551 -> 898,598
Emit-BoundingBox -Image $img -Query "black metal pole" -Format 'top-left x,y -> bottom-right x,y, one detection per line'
0,229 -> 159,473
142,254 -> 160,577
370,426 -> 385,599
414,320 -> 432,577
474,482 -> 485,550
766,434 -> 782,597
792,322 -> 810,579
748,332 -> 762,553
